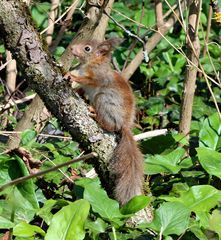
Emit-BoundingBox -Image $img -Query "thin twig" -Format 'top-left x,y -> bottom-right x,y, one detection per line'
110,8 -> 148,29
46,0 -> 59,46
122,0 -> 145,70
0,129 -> 169,142
0,94 -> 36,111
40,0 -> 80,35
33,149 -> 82,183
6,51 -> 17,93
178,0 -> 186,31
149,27 -> 220,87
0,152 -> 97,191
104,10 -> 149,62
164,0 -> 221,118
50,0 -> 81,52
0,59 -> 12,71
199,62 -> 221,120
122,1 -> 185,80
134,129 -> 168,141
202,6 -> 212,56
201,19 -> 220,84
0,130 -> 72,140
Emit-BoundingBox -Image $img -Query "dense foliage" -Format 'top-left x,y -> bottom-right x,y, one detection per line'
0,0 -> 221,239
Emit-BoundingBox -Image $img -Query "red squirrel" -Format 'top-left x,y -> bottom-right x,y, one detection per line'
66,38 -> 143,205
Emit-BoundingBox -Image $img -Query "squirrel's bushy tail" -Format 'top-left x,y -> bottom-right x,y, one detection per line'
112,128 -> 143,205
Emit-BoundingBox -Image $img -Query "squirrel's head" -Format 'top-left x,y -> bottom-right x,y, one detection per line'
71,38 -> 123,64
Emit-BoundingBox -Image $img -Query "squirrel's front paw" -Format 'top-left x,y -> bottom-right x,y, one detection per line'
88,106 -> 97,118
63,73 -> 76,82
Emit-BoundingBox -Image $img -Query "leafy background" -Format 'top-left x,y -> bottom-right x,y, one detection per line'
0,0 -> 221,239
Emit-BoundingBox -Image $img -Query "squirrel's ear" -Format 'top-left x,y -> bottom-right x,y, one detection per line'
106,38 -> 124,48
96,38 -> 124,56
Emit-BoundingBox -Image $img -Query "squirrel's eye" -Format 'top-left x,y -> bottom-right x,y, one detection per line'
84,45 -> 91,52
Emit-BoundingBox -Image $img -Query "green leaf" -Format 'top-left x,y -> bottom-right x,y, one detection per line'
192,96 -> 214,119
37,199 -> 57,225
144,148 -> 188,174
0,154 -> 39,223
160,185 -> 221,213
120,195 -> 151,215
0,44 -> 5,53
197,147 -> 221,179
13,222 -> 45,237
209,209 -> 221,234
21,129 -> 37,147
12,155 -> 39,209
196,211 -> 210,229
55,141 -> 79,156
37,199 -> 69,225
140,64 -> 154,77
201,56 -> 221,73
42,155 -> 72,184
31,2 -> 51,29
147,202 -> 190,236
134,9 -> 155,27
83,181 -> 124,222
85,218 -> 107,237
0,199 -> 36,224
142,133 -> 181,155
145,96 -> 165,116
45,200 -> 90,240
174,55 -> 185,73
0,154 -> 38,210
189,220 -> 208,240
0,216 -> 14,229
54,46 -> 65,59
199,112 -> 221,151
208,43 -> 221,58
0,155 -> 14,186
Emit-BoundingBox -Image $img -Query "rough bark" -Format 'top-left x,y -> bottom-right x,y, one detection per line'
0,0 -> 117,197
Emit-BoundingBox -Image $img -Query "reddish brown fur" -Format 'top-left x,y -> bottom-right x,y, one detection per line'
68,38 -> 144,205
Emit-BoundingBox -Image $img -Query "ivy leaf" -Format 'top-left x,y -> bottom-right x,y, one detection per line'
199,113 -> 221,151
209,209 -> 221,234
85,218 -> 107,238
144,148 -> 189,174
0,216 -> 14,229
120,195 -> 151,215
45,200 -> 90,240
197,147 -> 221,179
160,185 -> 221,213
83,181 -> 124,224
21,129 -> 37,147
147,202 -> 190,236
13,222 -> 45,237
